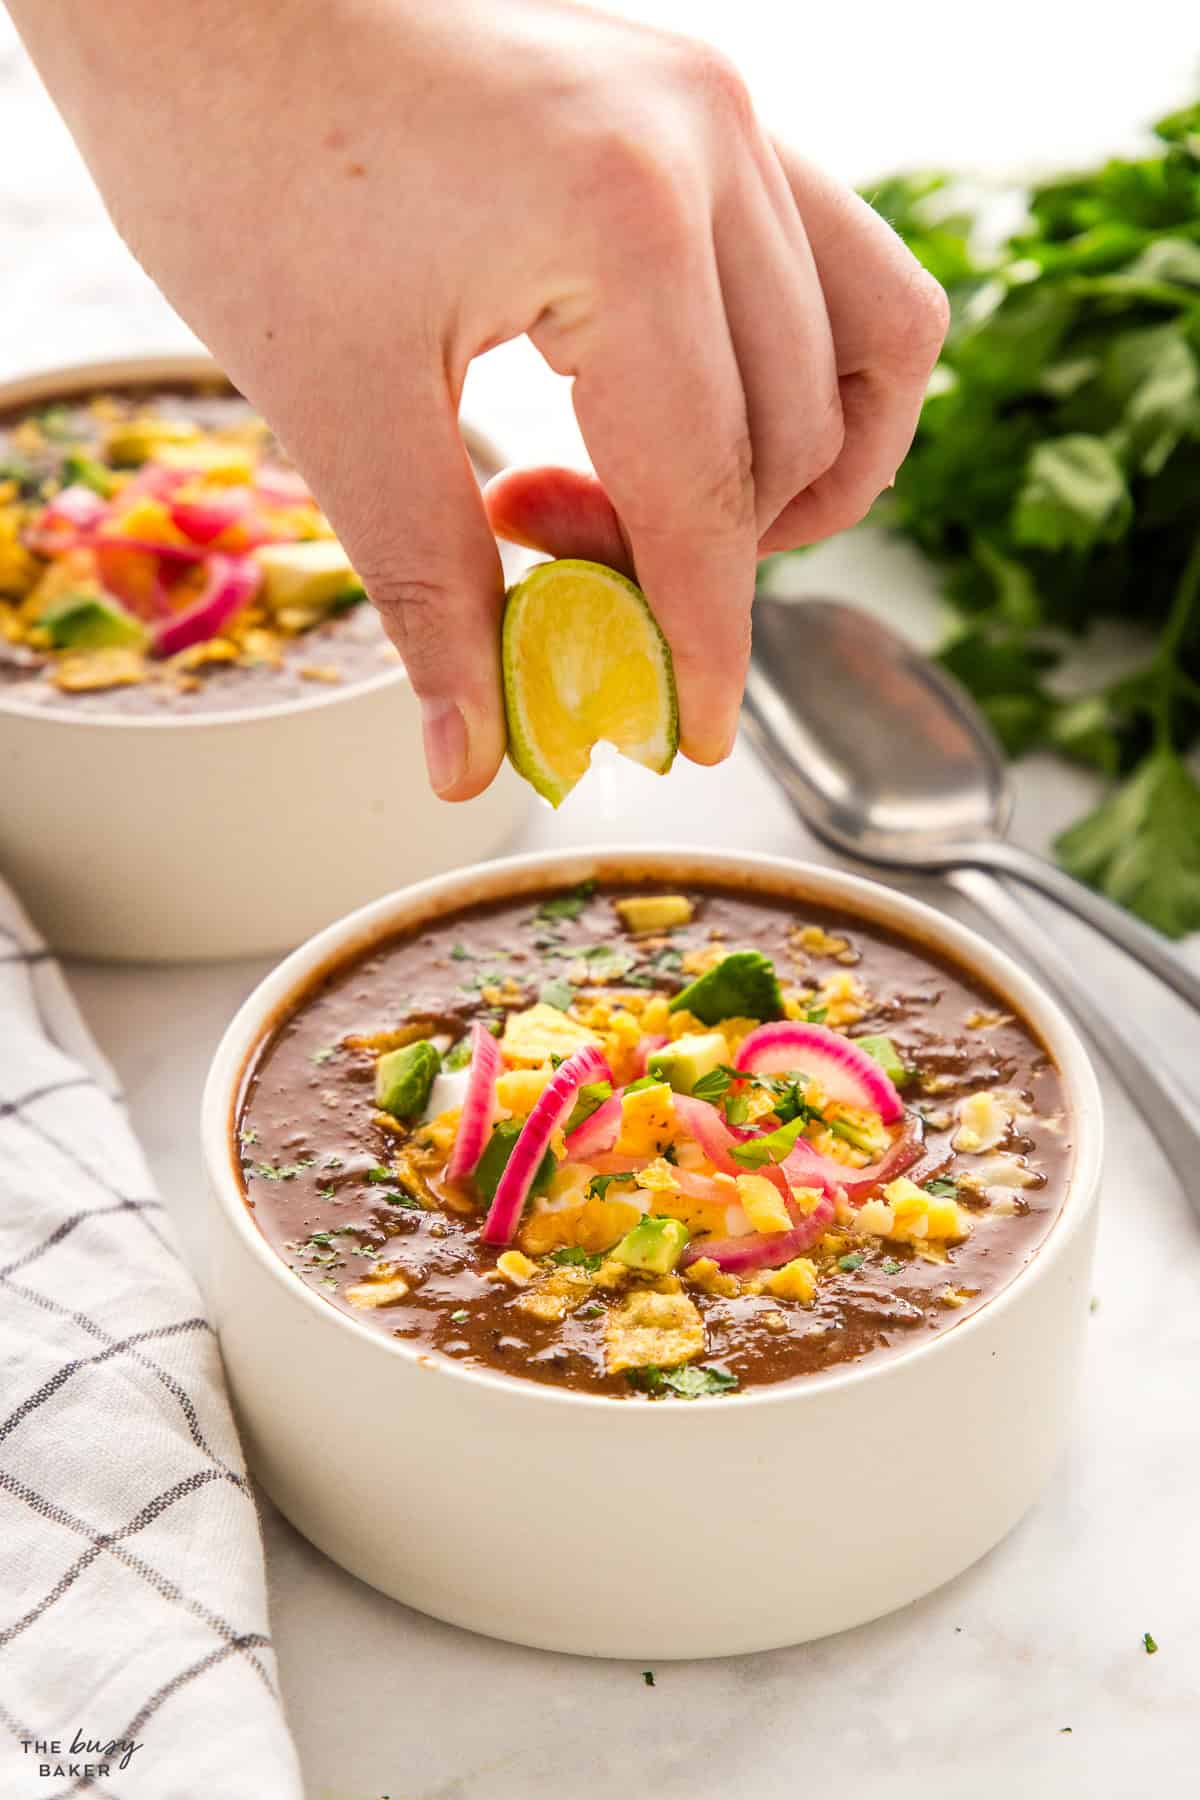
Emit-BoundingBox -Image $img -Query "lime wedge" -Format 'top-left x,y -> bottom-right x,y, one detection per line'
502,559 -> 679,807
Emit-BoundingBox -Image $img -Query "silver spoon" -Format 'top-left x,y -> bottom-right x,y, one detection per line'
742,593 -> 1200,1193
744,594 -> 1200,1012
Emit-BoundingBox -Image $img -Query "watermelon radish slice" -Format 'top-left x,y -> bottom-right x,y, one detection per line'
482,1045 -> 611,1245
681,1193 -> 835,1274
446,1022 -> 501,1182
736,1022 -> 904,1123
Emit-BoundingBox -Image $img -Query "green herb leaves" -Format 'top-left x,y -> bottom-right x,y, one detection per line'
549,1246 -> 604,1271
535,881 -> 596,923
626,1364 -> 738,1399
862,98 -> 1200,935
1055,748 -> 1200,937
728,1115 -> 812,1170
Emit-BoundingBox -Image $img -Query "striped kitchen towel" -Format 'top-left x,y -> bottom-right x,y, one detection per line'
0,881 -> 302,1799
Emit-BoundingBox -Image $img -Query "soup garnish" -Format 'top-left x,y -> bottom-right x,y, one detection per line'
237,882 -> 1071,1398
0,389 -> 389,710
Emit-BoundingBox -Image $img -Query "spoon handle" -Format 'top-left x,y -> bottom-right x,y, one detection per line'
965,838 -> 1200,1014
949,868 -> 1200,1205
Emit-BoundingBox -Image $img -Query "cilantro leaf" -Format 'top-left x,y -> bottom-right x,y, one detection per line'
1055,749 -> 1200,937
539,977 -> 575,1011
550,1246 -> 604,1271
669,951 -> 784,1025
535,882 -> 596,923
728,1115 -> 811,1170
924,1177 -> 960,1199
626,1364 -> 738,1399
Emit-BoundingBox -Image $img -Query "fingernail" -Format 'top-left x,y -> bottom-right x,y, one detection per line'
421,698 -> 468,795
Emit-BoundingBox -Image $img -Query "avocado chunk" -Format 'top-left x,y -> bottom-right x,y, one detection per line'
473,1120 -> 555,1203
375,1040 -> 440,1119
61,452 -> 116,498
255,539 -> 365,625
612,1215 -> 690,1275
614,894 -> 694,934
104,416 -> 201,467
854,1035 -> 910,1086
647,1031 -> 728,1095
39,591 -> 146,650
669,951 -> 783,1025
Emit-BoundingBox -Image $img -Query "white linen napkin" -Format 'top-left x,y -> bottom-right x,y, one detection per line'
0,882 -> 302,1800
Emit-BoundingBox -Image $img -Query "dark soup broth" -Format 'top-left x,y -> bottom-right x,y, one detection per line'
236,881 -> 1072,1400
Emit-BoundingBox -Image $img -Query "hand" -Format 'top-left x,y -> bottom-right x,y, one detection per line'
11,0 -> 947,798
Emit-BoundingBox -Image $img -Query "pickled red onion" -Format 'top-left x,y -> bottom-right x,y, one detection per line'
446,1022 -> 500,1181
482,1046 -> 611,1245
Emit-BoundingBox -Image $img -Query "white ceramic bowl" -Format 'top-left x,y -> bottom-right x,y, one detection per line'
202,847 -> 1102,1659
0,355 -> 527,960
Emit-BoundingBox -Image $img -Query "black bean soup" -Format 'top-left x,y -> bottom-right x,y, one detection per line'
236,881 -> 1071,1401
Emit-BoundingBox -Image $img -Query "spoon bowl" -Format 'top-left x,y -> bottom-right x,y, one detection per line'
745,596 -> 1012,867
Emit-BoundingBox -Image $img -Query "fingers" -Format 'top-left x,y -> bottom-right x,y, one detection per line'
285,366 -> 507,801
531,233 -> 756,765
483,466 -> 632,576
711,159 -> 843,536
761,143 -> 950,550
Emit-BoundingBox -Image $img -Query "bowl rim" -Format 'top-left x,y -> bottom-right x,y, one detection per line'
0,351 -> 506,731
201,844 -> 1104,1413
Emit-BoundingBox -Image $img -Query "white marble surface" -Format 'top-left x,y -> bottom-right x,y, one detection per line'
3,4 -> 1200,1794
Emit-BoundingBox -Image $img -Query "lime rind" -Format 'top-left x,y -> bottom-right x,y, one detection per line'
502,558 -> 679,807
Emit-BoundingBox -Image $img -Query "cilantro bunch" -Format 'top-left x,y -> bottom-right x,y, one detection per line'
866,99 -> 1200,937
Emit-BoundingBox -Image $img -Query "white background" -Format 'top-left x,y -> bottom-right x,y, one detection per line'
2,4 -> 1200,1797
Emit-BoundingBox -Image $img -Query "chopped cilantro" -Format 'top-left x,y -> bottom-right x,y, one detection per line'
642,1670 -> 656,1687
1090,1295 -> 1101,1313
250,1157 -> 314,1181
450,1309 -> 469,1323
837,1251 -> 867,1272
627,1363 -> 739,1399
692,1064 -> 821,1130
669,950 -> 784,1025
450,943 -> 472,961
366,1166 -> 396,1184
535,881 -> 596,923
1143,1631 -> 1159,1654
539,977 -> 575,1011
690,1066 -> 734,1105
925,1176 -> 960,1198
881,1257 -> 903,1275
550,1246 -> 604,1271
578,943 -> 635,982
565,1080 -> 613,1134
310,1045 -> 337,1065
381,1190 -> 422,1210
805,1005 -> 829,1023
729,1115 -> 811,1170
316,1185 -> 336,1201
579,1304 -> 604,1319
586,1172 -> 631,1201
239,1125 -> 260,1147
622,1074 -> 661,1095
